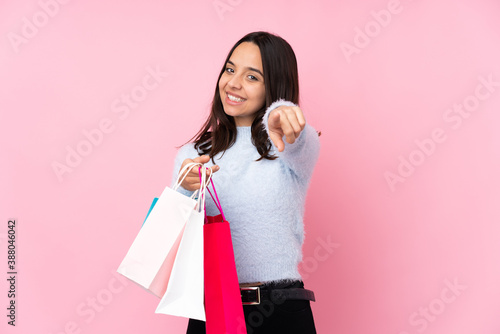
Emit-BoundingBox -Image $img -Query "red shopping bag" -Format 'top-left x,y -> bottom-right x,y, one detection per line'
203,178 -> 247,334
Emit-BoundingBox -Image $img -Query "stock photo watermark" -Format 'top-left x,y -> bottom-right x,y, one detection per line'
398,277 -> 467,334
340,0 -> 421,63
6,219 -> 18,326
47,270 -> 129,334
244,294 -> 288,334
212,0 -> 243,21
6,0 -> 72,54
385,73 -> 499,192
299,235 -> 340,280
51,64 -> 168,182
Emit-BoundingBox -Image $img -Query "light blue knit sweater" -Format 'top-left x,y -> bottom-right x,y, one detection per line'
170,100 -> 321,283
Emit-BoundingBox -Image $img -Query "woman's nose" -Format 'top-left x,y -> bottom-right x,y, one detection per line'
228,74 -> 242,89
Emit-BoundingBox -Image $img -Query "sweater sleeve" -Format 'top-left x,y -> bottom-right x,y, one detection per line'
262,99 -> 321,183
170,144 -> 196,197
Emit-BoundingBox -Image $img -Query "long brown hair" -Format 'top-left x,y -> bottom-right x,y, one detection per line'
183,31 -> 299,162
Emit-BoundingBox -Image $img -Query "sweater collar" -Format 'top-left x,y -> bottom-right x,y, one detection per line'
236,126 -> 252,134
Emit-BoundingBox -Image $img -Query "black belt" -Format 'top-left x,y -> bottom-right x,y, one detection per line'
240,286 -> 316,305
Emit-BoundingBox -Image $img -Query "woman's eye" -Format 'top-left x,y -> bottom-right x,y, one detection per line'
248,75 -> 257,81
225,67 -> 234,73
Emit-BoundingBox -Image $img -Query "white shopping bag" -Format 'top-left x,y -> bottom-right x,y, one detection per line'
117,162 -> 202,296
155,165 -> 211,320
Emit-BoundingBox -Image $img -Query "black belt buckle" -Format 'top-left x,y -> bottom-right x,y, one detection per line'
241,286 -> 260,305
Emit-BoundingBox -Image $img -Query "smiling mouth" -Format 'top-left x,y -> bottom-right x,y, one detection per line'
227,93 -> 246,102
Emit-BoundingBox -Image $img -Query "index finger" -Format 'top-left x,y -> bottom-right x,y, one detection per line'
279,110 -> 297,144
293,106 -> 306,129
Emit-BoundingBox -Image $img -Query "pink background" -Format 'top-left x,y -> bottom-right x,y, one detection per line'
1,0 -> 500,333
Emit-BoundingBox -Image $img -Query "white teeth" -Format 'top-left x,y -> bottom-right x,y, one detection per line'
228,93 -> 245,102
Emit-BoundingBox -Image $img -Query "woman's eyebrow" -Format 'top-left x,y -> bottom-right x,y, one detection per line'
227,60 -> 263,77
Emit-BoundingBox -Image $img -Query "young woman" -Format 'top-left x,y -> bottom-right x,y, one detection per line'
170,31 -> 321,334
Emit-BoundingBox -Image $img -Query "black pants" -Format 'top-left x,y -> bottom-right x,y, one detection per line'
186,281 -> 317,334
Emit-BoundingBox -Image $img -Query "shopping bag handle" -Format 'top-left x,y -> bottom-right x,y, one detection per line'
194,165 -> 214,213
173,162 -> 202,192
206,179 -> 226,222
197,166 -> 225,221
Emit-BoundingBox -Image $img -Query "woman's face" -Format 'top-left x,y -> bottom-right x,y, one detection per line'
218,42 -> 266,127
